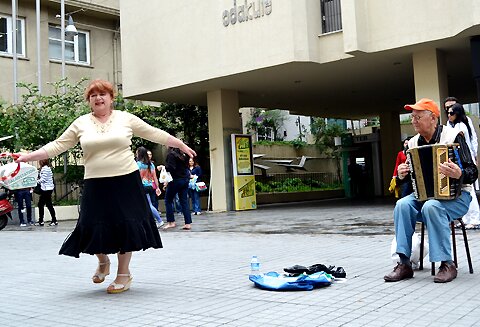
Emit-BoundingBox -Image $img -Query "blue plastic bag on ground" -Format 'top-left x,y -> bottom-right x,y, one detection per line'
249,271 -> 332,291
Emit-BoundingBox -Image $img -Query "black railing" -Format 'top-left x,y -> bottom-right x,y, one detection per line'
255,172 -> 342,194
321,0 -> 342,34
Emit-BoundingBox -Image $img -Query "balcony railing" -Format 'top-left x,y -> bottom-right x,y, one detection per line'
255,172 -> 342,194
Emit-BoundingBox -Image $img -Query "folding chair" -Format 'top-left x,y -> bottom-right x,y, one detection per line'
419,218 -> 473,275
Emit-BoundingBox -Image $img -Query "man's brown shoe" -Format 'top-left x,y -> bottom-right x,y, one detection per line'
434,262 -> 457,283
384,263 -> 414,282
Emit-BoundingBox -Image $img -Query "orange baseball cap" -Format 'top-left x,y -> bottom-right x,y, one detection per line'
404,98 -> 440,117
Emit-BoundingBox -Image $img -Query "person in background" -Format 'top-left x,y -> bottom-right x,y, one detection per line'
445,103 -> 480,229
14,187 -> 33,227
443,97 -> 478,163
385,98 -> 477,284
188,157 -> 202,215
136,146 -> 164,228
147,150 -> 160,210
161,147 -> 192,230
389,137 -> 412,199
35,158 -> 57,226
15,79 -> 195,294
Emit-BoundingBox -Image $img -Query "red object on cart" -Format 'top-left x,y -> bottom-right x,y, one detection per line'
0,153 -> 20,181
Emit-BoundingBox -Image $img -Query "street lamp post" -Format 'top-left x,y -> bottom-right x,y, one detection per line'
11,0 -> 17,104
61,0 -> 66,93
36,0 -> 41,93
59,0 -> 78,189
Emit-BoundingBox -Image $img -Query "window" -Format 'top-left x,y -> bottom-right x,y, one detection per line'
0,15 -> 26,56
48,25 -> 90,64
257,127 -> 273,141
320,0 -> 342,34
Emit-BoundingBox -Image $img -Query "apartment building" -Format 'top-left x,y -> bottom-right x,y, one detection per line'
119,0 -> 480,211
1,0 -> 120,103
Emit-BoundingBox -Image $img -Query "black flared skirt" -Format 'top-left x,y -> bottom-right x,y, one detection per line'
59,171 -> 162,258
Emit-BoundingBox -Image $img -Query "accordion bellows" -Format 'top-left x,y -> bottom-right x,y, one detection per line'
406,144 -> 461,201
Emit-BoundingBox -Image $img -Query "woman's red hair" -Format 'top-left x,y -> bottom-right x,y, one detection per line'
84,79 -> 115,101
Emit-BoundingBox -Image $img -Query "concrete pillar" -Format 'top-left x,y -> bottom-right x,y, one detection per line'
379,111 -> 401,195
207,89 -> 242,211
412,48 -> 448,122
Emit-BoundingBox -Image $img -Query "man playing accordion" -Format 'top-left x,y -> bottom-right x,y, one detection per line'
384,98 -> 478,283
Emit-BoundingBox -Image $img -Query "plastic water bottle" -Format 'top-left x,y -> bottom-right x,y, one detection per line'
250,255 -> 261,276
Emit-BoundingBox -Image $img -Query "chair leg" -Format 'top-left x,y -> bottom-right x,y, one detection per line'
419,222 -> 425,271
458,218 -> 474,274
451,221 -> 458,268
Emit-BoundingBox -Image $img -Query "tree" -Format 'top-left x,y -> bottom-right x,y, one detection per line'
245,108 -> 287,141
310,118 -> 345,181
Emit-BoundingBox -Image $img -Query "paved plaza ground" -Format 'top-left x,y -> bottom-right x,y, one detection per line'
2,198 -> 480,326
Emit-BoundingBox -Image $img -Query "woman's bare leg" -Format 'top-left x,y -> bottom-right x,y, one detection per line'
108,252 -> 132,287
92,254 -> 110,283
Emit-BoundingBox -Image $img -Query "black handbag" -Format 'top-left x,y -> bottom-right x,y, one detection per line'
33,183 -> 42,194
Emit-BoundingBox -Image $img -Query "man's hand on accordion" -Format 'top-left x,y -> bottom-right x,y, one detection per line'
397,163 -> 410,180
439,159 -> 462,180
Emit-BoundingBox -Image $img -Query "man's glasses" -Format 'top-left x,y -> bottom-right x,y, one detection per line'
410,114 -> 429,121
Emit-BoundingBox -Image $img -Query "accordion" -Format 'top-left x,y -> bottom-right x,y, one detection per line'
406,144 -> 461,201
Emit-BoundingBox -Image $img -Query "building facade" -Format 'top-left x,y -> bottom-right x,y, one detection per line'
1,0 -> 120,103
120,0 -> 480,211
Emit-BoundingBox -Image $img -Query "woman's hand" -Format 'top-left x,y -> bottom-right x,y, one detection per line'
14,152 -> 30,163
155,188 -> 161,196
180,143 -> 196,158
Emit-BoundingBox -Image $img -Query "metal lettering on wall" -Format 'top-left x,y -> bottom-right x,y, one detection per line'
222,0 -> 272,27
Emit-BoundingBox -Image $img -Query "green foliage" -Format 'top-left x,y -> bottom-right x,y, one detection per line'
245,108 -> 287,141
255,178 -> 342,193
53,164 -> 85,183
310,118 -> 345,158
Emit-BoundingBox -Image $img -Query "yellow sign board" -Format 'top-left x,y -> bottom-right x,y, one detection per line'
233,175 -> 257,210
235,136 -> 253,175
231,134 -> 256,210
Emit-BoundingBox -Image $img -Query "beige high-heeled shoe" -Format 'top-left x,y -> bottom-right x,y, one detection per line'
107,274 -> 133,294
92,260 -> 110,284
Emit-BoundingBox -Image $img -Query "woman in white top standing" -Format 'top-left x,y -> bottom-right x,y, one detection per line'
15,79 -> 196,294
35,158 -> 57,226
446,103 -> 480,229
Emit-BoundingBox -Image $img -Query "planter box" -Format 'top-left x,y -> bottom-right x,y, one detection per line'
256,189 -> 344,204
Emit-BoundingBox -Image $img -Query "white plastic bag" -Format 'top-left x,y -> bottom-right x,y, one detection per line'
391,232 -> 429,269
0,162 -> 38,190
158,166 -> 173,183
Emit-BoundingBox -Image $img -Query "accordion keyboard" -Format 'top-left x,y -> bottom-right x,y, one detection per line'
436,148 -> 449,196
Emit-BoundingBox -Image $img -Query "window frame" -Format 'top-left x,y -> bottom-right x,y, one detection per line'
320,0 -> 343,34
0,14 -> 26,57
48,24 -> 90,65
257,127 -> 274,142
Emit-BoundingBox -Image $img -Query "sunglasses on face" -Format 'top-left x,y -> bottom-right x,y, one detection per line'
448,111 -> 455,116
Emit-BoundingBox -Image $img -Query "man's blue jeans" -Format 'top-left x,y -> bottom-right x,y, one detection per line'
394,191 -> 471,263
165,178 -> 192,224
14,189 -> 32,224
